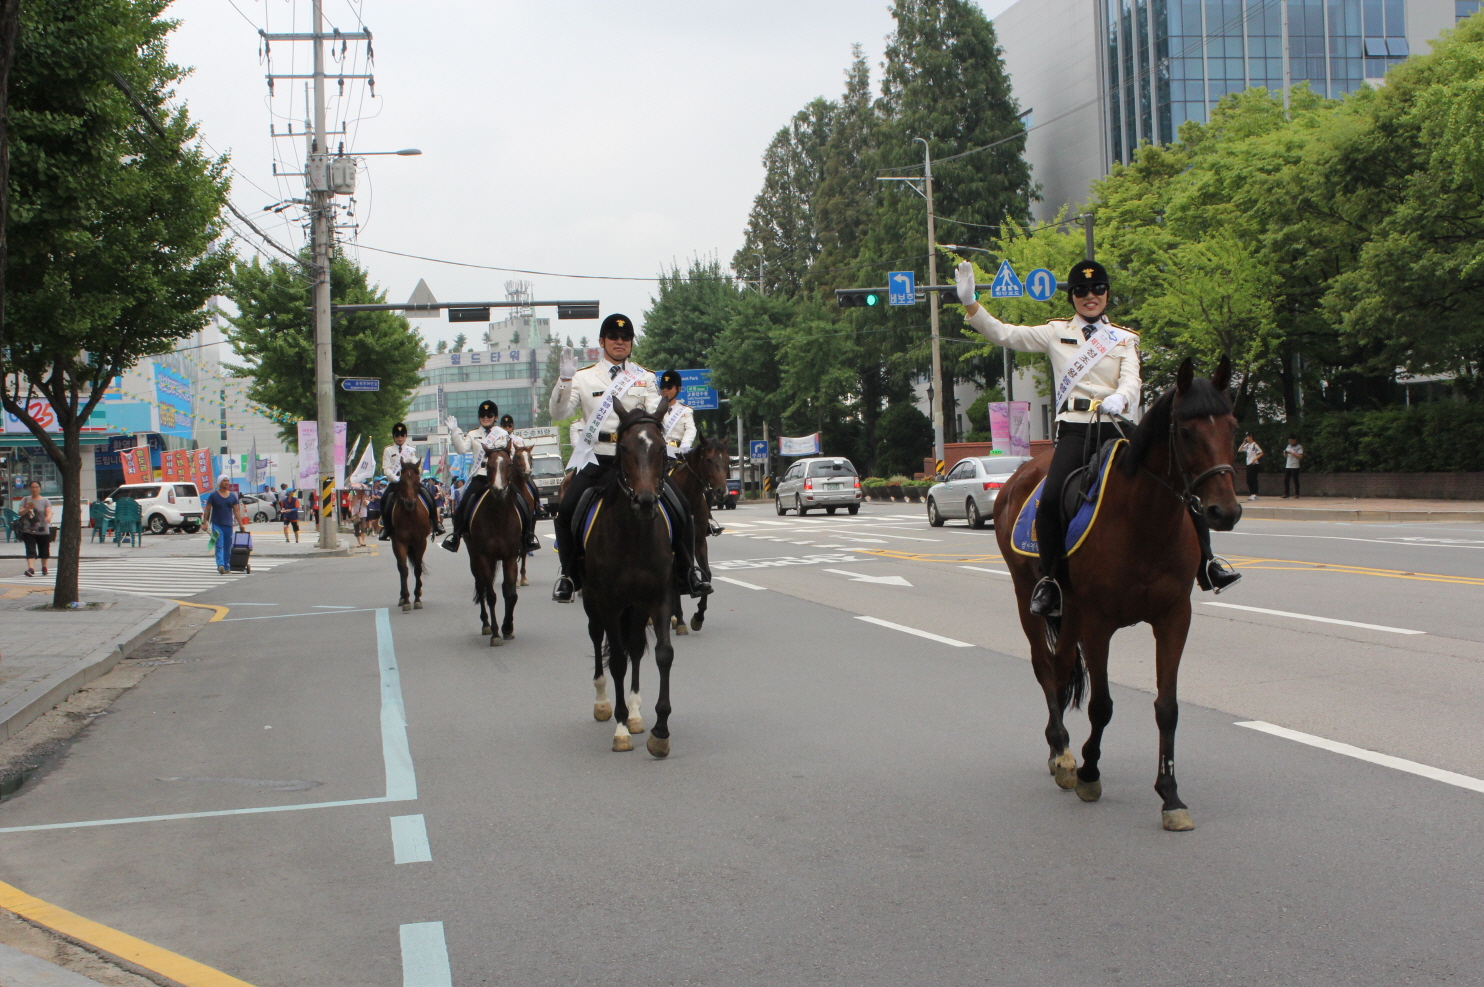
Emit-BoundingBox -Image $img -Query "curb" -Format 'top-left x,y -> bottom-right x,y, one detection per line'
0,599 -> 181,743
1242,507 -> 1484,523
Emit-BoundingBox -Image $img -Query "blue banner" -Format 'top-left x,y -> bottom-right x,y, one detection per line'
153,364 -> 194,438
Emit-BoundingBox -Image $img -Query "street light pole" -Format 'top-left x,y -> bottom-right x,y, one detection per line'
752,253 -> 766,297
917,138 -> 946,470
309,0 -> 337,549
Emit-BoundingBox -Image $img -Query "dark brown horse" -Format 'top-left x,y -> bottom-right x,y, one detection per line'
669,434 -> 728,634
993,356 -> 1242,831
465,442 -> 525,645
582,400 -> 677,757
389,461 -> 431,612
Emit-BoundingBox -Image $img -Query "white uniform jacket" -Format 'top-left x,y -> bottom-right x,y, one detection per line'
547,360 -> 660,463
663,402 -> 697,457
965,309 -> 1141,424
382,442 -> 422,479
448,424 -> 510,477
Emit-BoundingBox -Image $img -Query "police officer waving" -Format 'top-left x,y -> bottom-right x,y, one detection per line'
378,423 -> 445,540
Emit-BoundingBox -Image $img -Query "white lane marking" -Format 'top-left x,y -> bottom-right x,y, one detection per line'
222,608 -> 381,621
837,537 -> 889,544
1222,531 -> 1484,550
789,541 -> 815,545
220,602 -> 279,606
1235,721 -> 1484,795
390,814 -> 432,864
824,568 -> 913,586
314,605 -> 357,609
1200,601 -> 1424,635
960,565 -> 1011,577
712,553 -> 863,571
400,922 -> 453,987
856,615 -> 972,647
715,575 -> 766,591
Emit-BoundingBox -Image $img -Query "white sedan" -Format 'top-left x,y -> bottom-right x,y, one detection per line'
926,455 -> 1031,529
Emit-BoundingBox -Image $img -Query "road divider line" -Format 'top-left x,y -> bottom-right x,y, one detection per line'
714,576 -> 766,591
0,797 -> 398,834
855,616 -> 972,648
391,814 -> 433,864
0,878 -> 260,986
959,565 -> 1011,577
1235,721 -> 1484,794
400,922 -> 453,987
1200,601 -> 1424,635
221,608 -> 379,621
1223,555 -> 1484,587
377,608 -> 418,801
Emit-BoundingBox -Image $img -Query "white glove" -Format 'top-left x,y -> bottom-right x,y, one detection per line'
445,416 -> 459,432
955,261 -> 978,308
559,347 -> 576,380
1101,393 -> 1127,416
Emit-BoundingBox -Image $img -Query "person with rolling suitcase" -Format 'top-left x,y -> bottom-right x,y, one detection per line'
205,477 -> 248,575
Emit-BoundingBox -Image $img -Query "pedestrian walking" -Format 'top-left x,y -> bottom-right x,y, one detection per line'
280,488 -> 302,542
1238,433 -> 1264,501
205,477 -> 247,574
18,479 -> 52,578
366,480 -> 382,536
349,486 -> 369,547
451,478 -> 465,513
1283,435 -> 1305,498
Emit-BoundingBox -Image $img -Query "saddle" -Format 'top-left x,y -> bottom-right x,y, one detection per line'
571,473 -> 684,550
1011,438 -> 1126,558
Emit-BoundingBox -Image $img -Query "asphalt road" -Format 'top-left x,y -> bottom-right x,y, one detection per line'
0,502 -> 1481,986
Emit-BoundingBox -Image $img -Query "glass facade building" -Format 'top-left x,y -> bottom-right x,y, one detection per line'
1106,0 -> 1432,163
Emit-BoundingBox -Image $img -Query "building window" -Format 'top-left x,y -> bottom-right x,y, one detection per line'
1461,2 -> 1483,23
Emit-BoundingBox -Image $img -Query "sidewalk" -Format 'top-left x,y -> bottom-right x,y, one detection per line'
0,522 -> 367,560
1241,496 -> 1484,523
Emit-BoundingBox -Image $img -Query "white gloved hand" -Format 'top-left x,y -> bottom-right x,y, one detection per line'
445,416 -> 459,432
559,346 -> 576,380
955,261 -> 978,308
1101,393 -> 1127,416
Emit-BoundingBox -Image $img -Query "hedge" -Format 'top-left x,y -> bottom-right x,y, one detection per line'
1243,402 -> 1484,473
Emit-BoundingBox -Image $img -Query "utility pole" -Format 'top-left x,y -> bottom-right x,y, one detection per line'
308,0 -> 336,548
1083,212 -> 1095,261
1281,0 -> 1292,115
917,138 -> 946,467
752,253 -> 766,297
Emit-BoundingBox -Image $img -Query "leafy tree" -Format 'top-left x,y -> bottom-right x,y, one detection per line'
732,100 -> 833,297
451,332 -> 467,352
635,257 -> 741,370
435,339 -> 448,354
874,403 -> 933,477
226,251 -> 426,454
0,0 -> 230,607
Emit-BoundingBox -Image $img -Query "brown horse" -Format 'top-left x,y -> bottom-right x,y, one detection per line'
389,461 -> 431,612
669,434 -> 729,634
465,442 -> 526,645
582,400 -> 677,757
993,356 -> 1242,831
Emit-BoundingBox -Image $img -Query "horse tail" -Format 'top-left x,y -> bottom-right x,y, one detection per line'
1061,642 -> 1088,711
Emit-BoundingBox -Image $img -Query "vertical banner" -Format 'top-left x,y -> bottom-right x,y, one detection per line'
193,448 -> 214,492
1008,401 -> 1031,456
120,447 -> 148,484
989,402 -> 1012,454
333,422 -> 347,490
297,421 -> 319,488
436,385 -> 446,424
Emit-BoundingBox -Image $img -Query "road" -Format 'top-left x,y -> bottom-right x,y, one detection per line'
0,503 -> 1480,985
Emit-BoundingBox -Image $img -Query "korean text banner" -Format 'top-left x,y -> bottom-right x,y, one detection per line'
778,433 -> 821,456
153,364 -> 193,438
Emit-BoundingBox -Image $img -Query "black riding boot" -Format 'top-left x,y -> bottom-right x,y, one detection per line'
420,486 -> 445,536
441,501 -> 466,553
553,463 -> 606,603
1190,504 -> 1241,593
378,490 -> 393,541
664,478 -> 711,599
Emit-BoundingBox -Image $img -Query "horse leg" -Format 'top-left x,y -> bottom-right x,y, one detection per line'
1075,620 -> 1115,803
623,607 -> 645,735
1152,604 -> 1195,831
648,597 -> 674,759
519,551 -> 529,587
412,549 -> 425,609
472,554 -> 492,636
671,582 -> 688,636
395,544 -> 411,612
608,613 -> 633,752
1025,606 -> 1077,789
589,614 -> 611,721
499,556 -> 518,641
689,535 -> 709,632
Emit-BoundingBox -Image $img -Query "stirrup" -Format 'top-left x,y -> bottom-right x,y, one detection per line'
441,533 -> 461,553
707,520 -> 724,537
1028,576 -> 1062,618
1207,556 -> 1242,594
688,566 -> 712,599
378,528 -> 392,541
523,532 -> 542,553
552,572 -> 575,603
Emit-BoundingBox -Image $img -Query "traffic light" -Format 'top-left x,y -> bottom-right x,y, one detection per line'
835,288 -> 887,308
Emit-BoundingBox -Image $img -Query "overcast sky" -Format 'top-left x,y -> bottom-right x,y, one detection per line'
169,0 -> 1015,349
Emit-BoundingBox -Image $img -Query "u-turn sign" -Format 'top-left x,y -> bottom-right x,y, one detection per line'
1025,268 -> 1058,301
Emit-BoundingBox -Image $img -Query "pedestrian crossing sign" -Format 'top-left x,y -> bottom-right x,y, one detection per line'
990,260 -> 1024,299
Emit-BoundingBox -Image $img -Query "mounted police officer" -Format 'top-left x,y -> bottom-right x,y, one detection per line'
955,259 -> 1239,617
501,413 -> 545,537
378,423 -> 445,540
442,401 -> 541,555
547,314 -> 711,603
657,370 -> 697,459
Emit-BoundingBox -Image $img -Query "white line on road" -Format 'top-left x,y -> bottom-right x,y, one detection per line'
825,569 -> 912,586
390,814 -> 432,864
314,605 -> 357,609
1235,721 -> 1484,794
855,615 -> 972,647
1200,601 -> 1424,635
959,565 -> 1011,577
714,576 -> 766,590
400,922 -> 453,987
221,608 -> 380,621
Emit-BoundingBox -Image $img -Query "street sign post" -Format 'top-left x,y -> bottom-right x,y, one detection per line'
678,369 -> 719,410
340,377 -> 381,392
888,271 -> 916,306
1025,268 -> 1058,301
990,260 -> 1024,298
749,440 -> 768,464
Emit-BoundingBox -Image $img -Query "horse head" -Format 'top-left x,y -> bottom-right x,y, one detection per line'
615,400 -> 668,518
1172,355 -> 1242,531
484,440 -> 514,498
397,461 -> 422,510
688,433 -> 729,493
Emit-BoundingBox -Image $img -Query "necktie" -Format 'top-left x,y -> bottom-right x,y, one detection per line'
610,364 -> 620,380
1082,319 -> 1099,341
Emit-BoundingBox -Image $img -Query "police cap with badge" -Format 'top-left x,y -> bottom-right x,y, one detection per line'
478,400 -> 498,421
599,313 -> 635,340
392,422 -> 408,438
500,414 -> 515,429
659,369 -> 683,392
1066,259 -> 1111,299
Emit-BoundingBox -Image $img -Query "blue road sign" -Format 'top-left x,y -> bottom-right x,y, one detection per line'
340,377 -> 381,392
1025,267 -> 1058,301
888,270 -> 916,306
990,260 -> 1024,299
749,440 -> 769,464
677,369 -> 719,410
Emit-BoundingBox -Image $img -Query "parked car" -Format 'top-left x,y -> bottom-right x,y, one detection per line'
722,478 -> 741,510
529,453 -> 566,516
239,494 -> 279,524
106,482 -> 204,534
926,455 -> 1032,529
775,457 -> 862,516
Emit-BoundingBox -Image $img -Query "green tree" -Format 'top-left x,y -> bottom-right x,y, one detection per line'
226,251 -> 426,454
874,403 -> 933,477
635,257 -> 742,370
0,0 -> 230,606
732,99 -> 833,297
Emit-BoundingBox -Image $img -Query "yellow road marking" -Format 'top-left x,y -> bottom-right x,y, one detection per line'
858,550 -> 1005,564
0,878 -> 259,986
1224,556 -> 1484,587
170,600 -> 230,621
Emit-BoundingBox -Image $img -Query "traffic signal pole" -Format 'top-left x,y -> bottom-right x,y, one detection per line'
918,139 -> 945,471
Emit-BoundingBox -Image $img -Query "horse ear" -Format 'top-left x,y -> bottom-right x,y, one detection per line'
1211,353 -> 1232,394
656,395 -> 671,418
1176,358 -> 1194,396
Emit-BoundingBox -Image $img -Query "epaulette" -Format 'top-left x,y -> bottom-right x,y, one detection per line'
578,363 -> 597,371
1110,323 -> 1139,335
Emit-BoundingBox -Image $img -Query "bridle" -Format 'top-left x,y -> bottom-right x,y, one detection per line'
614,415 -> 665,508
1103,404 -> 1234,511
672,445 -> 723,496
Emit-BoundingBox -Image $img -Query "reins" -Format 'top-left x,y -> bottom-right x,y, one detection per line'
1101,403 -> 1233,512
614,415 -> 666,508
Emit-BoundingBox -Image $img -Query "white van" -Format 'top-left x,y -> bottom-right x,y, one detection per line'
107,483 -> 203,534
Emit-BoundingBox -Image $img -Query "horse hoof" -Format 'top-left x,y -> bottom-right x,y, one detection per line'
593,702 -> 612,722
490,635 -> 504,647
502,631 -> 513,641
689,615 -> 703,632
1049,750 -> 1077,790
627,717 -> 645,735
674,622 -> 689,636
413,601 -> 423,610
1075,778 -> 1102,802
400,603 -> 411,613
519,577 -> 529,587
646,735 -> 670,758
481,624 -> 492,636
612,734 -> 633,752
1161,809 -> 1195,832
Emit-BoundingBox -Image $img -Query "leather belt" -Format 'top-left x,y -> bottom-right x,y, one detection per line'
596,431 -> 618,443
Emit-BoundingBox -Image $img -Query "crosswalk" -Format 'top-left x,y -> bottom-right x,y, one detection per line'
720,512 -> 947,548
24,557 -> 293,598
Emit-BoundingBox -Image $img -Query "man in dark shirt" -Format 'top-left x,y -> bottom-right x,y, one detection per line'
205,477 -> 246,574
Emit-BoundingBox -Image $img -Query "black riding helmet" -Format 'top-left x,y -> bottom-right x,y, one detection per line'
598,313 -> 635,340
1066,259 -> 1111,299
659,369 -> 683,392
392,422 -> 408,438
499,414 -> 515,430
477,399 -> 498,421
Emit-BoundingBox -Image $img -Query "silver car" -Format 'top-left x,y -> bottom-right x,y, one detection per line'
775,457 -> 862,516
926,455 -> 1031,529
239,494 -> 280,523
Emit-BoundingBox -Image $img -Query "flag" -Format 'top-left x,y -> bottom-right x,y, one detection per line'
422,445 -> 432,476
349,441 -> 376,482
248,438 -> 260,489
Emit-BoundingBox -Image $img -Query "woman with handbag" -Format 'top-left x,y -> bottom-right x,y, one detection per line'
18,480 -> 53,577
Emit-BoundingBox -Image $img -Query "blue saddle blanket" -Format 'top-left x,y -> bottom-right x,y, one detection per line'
1011,439 -> 1125,558
581,493 -> 675,549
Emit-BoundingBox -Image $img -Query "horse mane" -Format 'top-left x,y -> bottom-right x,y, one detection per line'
1120,376 -> 1232,476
